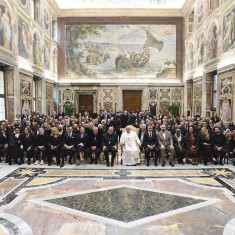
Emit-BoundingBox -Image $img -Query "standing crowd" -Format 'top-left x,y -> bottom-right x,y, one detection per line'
0,109 -> 235,167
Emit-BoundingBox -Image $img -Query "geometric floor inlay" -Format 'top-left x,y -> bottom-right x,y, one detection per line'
47,187 -> 204,223
29,185 -> 221,228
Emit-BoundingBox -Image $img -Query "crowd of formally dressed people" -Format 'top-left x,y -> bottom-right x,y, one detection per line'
0,109 -> 235,167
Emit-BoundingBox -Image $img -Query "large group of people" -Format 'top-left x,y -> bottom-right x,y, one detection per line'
0,109 -> 235,168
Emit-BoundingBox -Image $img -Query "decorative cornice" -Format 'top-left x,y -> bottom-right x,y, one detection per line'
47,0 -> 60,15
57,8 -> 184,17
181,0 -> 195,16
217,64 -> 235,74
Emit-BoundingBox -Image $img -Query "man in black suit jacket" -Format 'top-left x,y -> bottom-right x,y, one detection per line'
120,111 -> 129,128
87,127 -> 102,164
51,111 -> 59,120
143,125 -> 159,166
34,128 -> 49,165
211,113 -> 220,123
61,126 -> 77,167
58,108 -> 65,118
173,128 -> 186,164
21,127 -> 35,165
102,126 -> 118,167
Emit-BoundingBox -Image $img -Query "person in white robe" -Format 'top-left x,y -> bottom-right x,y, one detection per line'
120,126 -> 141,166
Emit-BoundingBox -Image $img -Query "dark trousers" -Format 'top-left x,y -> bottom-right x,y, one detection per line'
7,146 -> 17,164
87,147 -> 101,163
24,146 -> 34,163
175,146 -> 186,163
201,144 -> 213,164
61,146 -> 76,164
34,147 -> 47,161
103,146 -> 117,165
145,146 -> 159,163
213,147 -> 226,162
15,146 -> 24,163
50,147 -> 61,165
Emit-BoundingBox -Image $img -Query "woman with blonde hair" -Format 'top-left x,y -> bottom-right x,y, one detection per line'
199,127 -> 213,165
49,127 -> 62,166
76,126 -> 88,165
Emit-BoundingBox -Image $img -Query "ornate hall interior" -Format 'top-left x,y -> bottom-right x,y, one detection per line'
0,0 -> 235,234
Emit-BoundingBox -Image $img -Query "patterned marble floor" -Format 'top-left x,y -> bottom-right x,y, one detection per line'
0,163 -> 235,235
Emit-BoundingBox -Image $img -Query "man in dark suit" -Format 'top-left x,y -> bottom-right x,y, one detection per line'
173,128 -> 186,164
58,108 -> 65,118
211,113 -> 220,123
120,111 -> 129,128
102,126 -> 118,167
87,127 -> 102,164
210,127 -> 226,165
143,125 -> 159,166
158,124 -> 175,167
51,111 -> 59,120
61,126 -> 77,167
21,127 -> 35,165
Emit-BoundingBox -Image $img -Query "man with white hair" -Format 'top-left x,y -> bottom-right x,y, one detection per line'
120,125 -> 141,166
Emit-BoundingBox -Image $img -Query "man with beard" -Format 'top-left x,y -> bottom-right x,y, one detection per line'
210,127 -> 226,165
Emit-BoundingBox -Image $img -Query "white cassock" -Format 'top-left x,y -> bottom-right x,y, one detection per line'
120,130 -> 141,165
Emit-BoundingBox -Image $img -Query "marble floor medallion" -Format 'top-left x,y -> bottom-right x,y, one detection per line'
31,185 -> 220,228
1,166 -> 235,234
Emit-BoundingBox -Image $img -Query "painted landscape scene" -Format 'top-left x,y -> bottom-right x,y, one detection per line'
66,24 -> 176,79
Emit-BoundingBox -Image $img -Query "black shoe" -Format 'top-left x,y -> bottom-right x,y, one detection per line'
192,163 -> 195,165
146,161 -> 150,167
27,160 -> 30,165
95,160 -> 98,164
8,162 -> 12,165
107,163 -> 110,167
154,162 -> 158,166
48,164 -> 51,166
60,162 -> 64,168
219,161 -> 224,166
204,162 -> 207,166
111,164 -> 114,167
169,162 -> 174,167
162,162 -> 166,167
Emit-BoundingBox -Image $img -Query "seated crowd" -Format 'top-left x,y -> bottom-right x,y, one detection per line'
0,109 -> 235,167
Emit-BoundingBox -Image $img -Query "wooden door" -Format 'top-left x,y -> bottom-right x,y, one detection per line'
79,95 -> 93,115
123,90 -> 142,112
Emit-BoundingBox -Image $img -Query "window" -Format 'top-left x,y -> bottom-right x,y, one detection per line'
212,73 -> 218,109
0,70 -> 6,120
